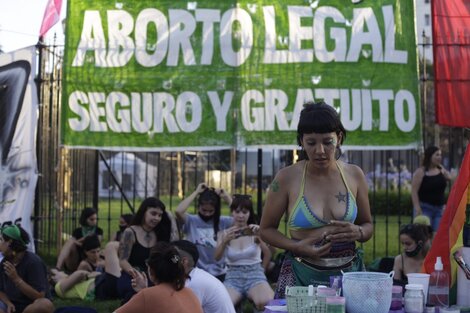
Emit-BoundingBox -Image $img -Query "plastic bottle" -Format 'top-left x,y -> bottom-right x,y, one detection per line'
428,256 -> 449,308
326,296 -> 345,313
390,285 -> 403,310
404,284 -> 425,313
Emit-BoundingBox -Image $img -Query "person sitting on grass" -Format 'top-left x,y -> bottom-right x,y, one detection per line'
55,207 -> 103,272
214,195 -> 274,311
112,214 -> 134,242
172,240 -> 236,313
117,197 -> 175,303
51,235 -> 121,301
392,223 -> 432,286
175,183 -> 233,281
0,225 -> 54,313
114,242 -> 203,313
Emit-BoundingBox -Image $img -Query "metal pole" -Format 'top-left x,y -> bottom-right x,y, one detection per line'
422,30 -> 428,149
257,149 -> 263,218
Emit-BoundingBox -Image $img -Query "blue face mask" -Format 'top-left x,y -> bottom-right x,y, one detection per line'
405,242 -> 423,258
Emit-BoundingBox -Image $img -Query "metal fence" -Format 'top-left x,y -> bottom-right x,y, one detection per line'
33,42 -> 469,263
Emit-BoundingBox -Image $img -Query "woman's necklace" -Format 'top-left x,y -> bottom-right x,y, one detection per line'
142,226 -> 153,245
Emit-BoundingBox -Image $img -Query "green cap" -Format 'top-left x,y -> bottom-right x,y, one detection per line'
1,225 -> 28,247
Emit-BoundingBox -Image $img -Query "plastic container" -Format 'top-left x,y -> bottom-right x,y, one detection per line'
342,271 -> 393,313
428,256 -> 449,307
286,286 -> 325,313
457,247 -> 470,306
326,296 -> 345,313
316,287 -> 337,308
404,284 -> 425,313
390,285 -> 403,310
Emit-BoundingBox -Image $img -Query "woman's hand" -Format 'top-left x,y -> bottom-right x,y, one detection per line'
131,270 -> 148,292
222,226 -> 240,243
195,182 -> 207,194
247,224 -> 260,236
324,220 -> 363,242
6,301 -> 15,313
215,188 -> 232,204
293,237 -> 332,259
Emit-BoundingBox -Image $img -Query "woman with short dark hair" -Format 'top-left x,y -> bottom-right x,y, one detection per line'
260,101 -> 373,297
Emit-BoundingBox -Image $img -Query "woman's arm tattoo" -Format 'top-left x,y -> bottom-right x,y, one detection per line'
270,180 -> 280,192
118,229 -> 134,260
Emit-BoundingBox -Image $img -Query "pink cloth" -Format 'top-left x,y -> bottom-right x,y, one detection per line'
39,0 -> 63,37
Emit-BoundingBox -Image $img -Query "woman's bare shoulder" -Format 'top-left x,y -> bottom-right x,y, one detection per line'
276,161 -> 305,181
340,161 -> 365,177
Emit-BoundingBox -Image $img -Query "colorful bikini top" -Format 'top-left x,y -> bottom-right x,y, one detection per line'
288,161 -> 358,230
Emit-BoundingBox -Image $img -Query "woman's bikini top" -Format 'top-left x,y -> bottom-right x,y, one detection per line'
288,161 -> 358,231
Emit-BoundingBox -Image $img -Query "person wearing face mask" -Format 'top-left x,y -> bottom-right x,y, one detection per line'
55,207 -> 103,272
176,183 -> 233,281
392,223 -> 432,286
112,214 -> 134,242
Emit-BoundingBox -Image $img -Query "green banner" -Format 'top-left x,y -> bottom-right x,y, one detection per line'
61,0 -> 421,150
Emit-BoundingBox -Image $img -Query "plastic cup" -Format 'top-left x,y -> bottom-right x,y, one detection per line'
407,273 -> 430,304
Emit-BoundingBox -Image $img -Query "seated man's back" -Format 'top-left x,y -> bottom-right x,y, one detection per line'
187,267 -> 235,313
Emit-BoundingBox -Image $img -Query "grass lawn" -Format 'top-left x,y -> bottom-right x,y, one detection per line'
53,298 -> 120,313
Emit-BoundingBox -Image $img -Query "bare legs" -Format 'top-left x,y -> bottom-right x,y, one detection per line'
103,241 -> 121,277
227,281 -> 274,311
54,270 -> 89,294
55,238 -> 80,271
23,298 -> 55,313
54,241 -> 122,299
247,282 -> 274,311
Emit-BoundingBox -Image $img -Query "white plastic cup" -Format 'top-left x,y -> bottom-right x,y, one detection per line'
407,273 -> 430,304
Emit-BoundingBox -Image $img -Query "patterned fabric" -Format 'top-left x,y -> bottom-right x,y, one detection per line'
273,256 -> 295,299
288,161 -> 358,231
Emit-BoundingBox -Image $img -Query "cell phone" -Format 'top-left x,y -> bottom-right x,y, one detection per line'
236,227 -> 254,237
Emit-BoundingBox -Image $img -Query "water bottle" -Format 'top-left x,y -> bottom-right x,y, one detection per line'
428,256 -> 449,308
